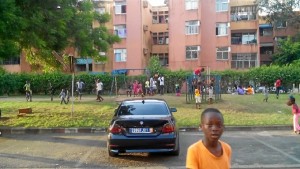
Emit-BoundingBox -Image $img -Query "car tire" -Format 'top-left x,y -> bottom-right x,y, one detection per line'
107,143 -> 118,157
170,137 -> 180,156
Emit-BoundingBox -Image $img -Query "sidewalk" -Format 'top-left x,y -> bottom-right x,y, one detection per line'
0,125 -> 293,135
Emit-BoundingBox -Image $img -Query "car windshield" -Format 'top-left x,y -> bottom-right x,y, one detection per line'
118,102 -> 169,116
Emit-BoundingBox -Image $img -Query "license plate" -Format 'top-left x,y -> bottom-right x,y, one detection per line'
129,128 -> 153,133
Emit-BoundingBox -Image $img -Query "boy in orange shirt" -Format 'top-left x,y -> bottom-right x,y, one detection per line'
186,108 -> 232,169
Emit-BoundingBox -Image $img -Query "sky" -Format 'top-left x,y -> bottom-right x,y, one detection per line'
148,0 -> 165,6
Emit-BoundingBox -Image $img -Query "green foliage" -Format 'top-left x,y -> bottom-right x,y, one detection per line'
256,0 -> 300,28
0,0 -> 23,59
0,0 -> 120,72
2,64 -> 300,96
147,55 -> 167,75
272,37 -> 300,65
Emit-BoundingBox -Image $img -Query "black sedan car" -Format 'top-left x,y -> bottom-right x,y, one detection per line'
107,98 -> 179,157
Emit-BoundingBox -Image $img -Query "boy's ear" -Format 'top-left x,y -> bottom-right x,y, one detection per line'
199,124 -> 203,130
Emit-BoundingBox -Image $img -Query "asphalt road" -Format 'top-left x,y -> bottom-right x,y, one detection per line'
1,130 -> 300,169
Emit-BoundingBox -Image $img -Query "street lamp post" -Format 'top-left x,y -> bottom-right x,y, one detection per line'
70,56 -> 75,117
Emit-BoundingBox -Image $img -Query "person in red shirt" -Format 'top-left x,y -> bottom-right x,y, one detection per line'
275,78 -> 282,99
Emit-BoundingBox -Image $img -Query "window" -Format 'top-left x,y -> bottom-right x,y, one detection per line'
185,0 -> 198,10
152,11 -> 168,24
216,0 -> 228,12
260,47 -> 273,55
276,21 -> 287,28
0,56 -> 20,65
259,28 -> 272,36
231,53 -> 257,69
115,1 -> 126,14
114,25 -> 126,38
231,33 -> 257,44
216,47 -> 229,60
95,7 -> 106,14
275,36 -> 287,45
152,32 -> 168,45
242,33 -> 256,44
114,49 -> 127,62
185,20 -> 200,35
186,46 -> 200,60
216,23 -> 228,36
230,6 -> 257,21
151,53 -> 169,66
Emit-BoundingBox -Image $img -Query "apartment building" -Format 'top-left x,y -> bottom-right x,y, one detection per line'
111,0 -> 154,75
1,0 -> 299,73
259,15 -> 299,66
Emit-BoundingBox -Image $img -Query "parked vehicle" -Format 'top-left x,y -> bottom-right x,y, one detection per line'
107,98 -> 180,157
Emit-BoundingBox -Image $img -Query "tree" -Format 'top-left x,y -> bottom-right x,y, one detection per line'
256,0 -> 300,28
148,55 -> 165,76
272,36 -> 300,65
0,0 -> 24,60
14,0 -> 120,72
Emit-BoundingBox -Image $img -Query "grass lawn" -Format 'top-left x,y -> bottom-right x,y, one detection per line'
0,93 -> 298,128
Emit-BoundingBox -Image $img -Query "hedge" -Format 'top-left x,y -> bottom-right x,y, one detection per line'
1,65 -> 300,96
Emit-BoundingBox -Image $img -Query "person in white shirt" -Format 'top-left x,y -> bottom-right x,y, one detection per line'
76,79 -> 85,100
96,79 -> 104,102
158,74 -> 164,95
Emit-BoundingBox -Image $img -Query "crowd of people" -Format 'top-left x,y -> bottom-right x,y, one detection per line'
126,74 -> 166,97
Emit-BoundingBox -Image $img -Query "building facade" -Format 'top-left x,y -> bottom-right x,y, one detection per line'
1,0 -> 299,74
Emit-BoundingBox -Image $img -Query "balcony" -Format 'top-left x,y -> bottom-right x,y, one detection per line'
231,20 -> 258,30
231,44 -> 258,53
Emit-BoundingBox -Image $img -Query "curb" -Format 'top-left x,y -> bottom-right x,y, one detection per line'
0,127 -> 107,135
0,125 -> 293,135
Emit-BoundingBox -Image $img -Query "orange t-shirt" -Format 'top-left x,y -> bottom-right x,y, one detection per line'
186,140 -> 231,169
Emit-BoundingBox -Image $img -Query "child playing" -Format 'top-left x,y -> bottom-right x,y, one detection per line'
65,89 -> 70,104
287,95 -> 300,134
58,89 -> 67,104
126,82 -> 132,97
186,108 -> 232,169
263,86 -> 269,102
208,85 -> 213,104
175,83 -> 181,96
195,87 -> 201,109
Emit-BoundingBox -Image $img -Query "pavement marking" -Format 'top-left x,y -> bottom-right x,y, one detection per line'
75,147 -> 95,167
251,135 -> 300,163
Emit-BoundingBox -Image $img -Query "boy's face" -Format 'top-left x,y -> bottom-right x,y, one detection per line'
200,112 -> 224,142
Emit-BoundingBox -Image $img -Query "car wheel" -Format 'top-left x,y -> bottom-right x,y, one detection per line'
170,137 -> 180,156
107,143 -> 118,157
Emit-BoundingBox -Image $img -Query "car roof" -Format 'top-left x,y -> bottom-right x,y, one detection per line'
122,98 -> 166,103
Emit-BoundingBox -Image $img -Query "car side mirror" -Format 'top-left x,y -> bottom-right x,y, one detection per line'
170,108 -> 177,112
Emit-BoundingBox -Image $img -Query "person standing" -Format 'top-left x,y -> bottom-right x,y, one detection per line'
126,81 -> 132,97
76,79 -> 85,100
58,89 -> 67,104
263,86 -> 269,102
287,95 -> 300,134
208,85 -> 214,104
138,82 -> 143,96
145,79 -> 150,96
195,87 -> 201,109
149,76 -> 154,96
158,74 -> 165,95
133,80 -> 138,97
65,89 -> 70,104
23,81 -> 32,102
275,78 -> 282,99
49,82 -> 55,101
186,108 -> 232,169
96,79 -> 104,102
